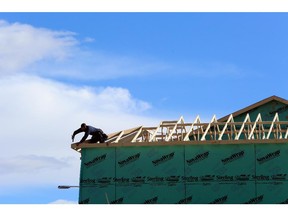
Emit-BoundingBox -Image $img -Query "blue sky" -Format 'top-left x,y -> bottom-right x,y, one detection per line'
1,6 -> 288,206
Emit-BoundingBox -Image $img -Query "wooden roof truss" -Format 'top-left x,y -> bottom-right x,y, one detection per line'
107,112 -> 288,144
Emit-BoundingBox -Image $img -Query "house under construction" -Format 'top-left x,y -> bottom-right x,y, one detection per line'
71,95 -> 288,204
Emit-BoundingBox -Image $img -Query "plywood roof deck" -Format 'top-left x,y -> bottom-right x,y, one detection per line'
71,95 -> 288,152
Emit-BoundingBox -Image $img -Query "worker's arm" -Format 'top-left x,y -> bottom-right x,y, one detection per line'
72,128 -> 82,142
79,131 -> 89,143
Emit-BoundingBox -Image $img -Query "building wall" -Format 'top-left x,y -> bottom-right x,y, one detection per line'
78,99 -> 288,204
78,142 -> 288,204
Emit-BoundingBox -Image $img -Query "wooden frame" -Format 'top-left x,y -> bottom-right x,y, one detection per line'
71,96 -> 288,152
71,112 -> 288,152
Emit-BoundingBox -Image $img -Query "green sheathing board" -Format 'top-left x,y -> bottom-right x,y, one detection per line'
233,100 -> 288,122
185,144 -> 255,204
78,99 -> 288,204
79,148 -> 116,204
255,144 -> 288,204
114,146 -> 185,204
78,143 -> 288,204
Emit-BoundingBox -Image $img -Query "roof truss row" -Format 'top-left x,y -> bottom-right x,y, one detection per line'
107,113 -> 288,144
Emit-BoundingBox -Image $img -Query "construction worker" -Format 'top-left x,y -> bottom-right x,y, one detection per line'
72,123 -> 108,145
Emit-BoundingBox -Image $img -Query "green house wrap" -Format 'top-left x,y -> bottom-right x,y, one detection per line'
73,96 -> 288,204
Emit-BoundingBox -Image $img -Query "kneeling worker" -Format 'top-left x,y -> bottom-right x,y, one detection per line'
72,123 -> 108,145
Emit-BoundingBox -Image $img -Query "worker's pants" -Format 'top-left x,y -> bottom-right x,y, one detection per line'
90,131 -> 105,143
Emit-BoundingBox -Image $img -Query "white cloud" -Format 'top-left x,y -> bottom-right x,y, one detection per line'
83,37 -> 95,43
0,20 -> 77,75
0,19 -> 168,81
0,74 -> 158,154
0,155 -> 71,174
173,60 -> 246,78
0,20 -> 162,191
33,49 -> 169,81
0,74 -> 160,188
49,199 -> 78,204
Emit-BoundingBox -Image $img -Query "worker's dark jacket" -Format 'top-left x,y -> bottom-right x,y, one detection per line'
73,126 -> 104,143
